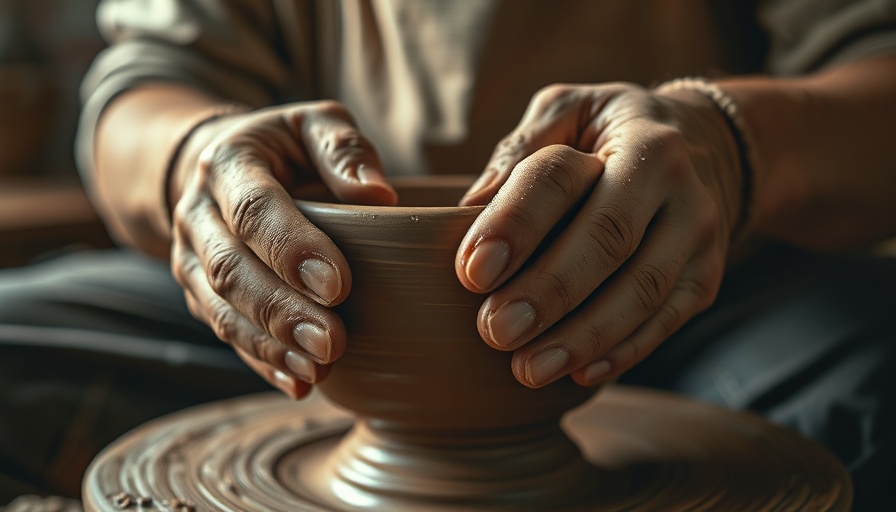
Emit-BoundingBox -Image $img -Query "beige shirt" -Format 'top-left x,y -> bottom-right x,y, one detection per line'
77,0 -> 896,182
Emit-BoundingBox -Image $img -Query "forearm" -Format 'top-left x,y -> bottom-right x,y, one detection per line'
92,83 -> 244,258
718,54 -> 896,250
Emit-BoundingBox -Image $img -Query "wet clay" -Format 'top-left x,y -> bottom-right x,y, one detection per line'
82,388 -> 851,511
82,177 -> 852,511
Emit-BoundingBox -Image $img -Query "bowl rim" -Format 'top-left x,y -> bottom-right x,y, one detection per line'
294,175 -> 486,218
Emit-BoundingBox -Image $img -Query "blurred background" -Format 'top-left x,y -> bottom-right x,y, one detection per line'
0,0 -> 111,269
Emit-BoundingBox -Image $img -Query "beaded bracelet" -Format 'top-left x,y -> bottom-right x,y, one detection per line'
655,77 -> 755,239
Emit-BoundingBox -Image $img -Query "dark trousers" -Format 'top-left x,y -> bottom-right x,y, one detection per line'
0,247 -> 893,510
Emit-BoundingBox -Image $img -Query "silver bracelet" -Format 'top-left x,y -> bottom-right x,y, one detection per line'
655,77 -> 755,238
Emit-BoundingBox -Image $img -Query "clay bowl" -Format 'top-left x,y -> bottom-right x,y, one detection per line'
295,176 -> 600,509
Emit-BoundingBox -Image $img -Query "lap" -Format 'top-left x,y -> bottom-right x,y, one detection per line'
0,250 -> 268,501
621,244 -> 896,511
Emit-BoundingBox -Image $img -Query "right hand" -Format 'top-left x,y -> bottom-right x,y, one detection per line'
169,101 -> 397,399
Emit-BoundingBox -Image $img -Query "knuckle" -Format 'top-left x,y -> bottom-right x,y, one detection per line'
582,205 -> 636,267
198,139 -> 242,178
531,145 -> 587,197
491,132 -> 529,169
628,263 -> 668,313
608,343 -> 641,373
250,333 -> 281,365
230,186 -> 273,240
231,325 -> 278,365
581,323 -> 609,360
678,272 -> 720,313
327,131 -> 369,153
264,228 -> 296,272
253,290 -> 292,338
206,246 -> 243,297
533,83 -> 576,107
496,132 -> 526,153
170,251 -> 193,287
537,269 -> 576,315
209,303 -> 240,344
655,301 -> 685,336
603,343 -> 638,374
171,201 -> 192,233
529,84 -> 582,122
501,200 -> 539,232
323,132 -> 373,173
172,191 -> 205,236
312,99 -> 350,119
626,341 -> 643,367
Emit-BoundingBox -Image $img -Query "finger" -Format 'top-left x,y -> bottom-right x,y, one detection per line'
296,101 -> 398,206
572,247 -> 724,387
181,251 -> 332,387
201,141 -> 352,307
504,203 -> 721,387
172,229 -> 332,381
175,192 -> 346,366
172,186 -> 345,370
477,161 -> 712,350
460,85 -> 585,205
218,292 -> 333,392
505,204 -> 714,388
456,145 -> 603,294
234,346 -> 313,400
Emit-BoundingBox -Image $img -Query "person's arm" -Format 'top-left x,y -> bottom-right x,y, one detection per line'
90,80 -> 398,400
717,54 -> 896,249
92,84 -> 243,258
80,0 -> 399,399
454,54 -> 896,391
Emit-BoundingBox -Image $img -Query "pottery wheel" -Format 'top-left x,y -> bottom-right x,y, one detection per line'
82,385 -> 851,511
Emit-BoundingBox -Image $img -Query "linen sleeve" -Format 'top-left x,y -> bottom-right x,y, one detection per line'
760,0 -> 896,75
75,0 -> 292,186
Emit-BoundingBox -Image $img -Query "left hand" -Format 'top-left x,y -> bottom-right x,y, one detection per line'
455,82 -> 745,389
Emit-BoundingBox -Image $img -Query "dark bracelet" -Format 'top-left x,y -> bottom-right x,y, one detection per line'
163,104 -> 251,230
655,77 -> 755,240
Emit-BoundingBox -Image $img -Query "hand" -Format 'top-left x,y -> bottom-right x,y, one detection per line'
455,83 -> 744,389
170,101 -> 397,398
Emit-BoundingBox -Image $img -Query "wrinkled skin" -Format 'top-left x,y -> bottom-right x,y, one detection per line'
455,83 -> 743,389
170,101 -> 397,399
170,83 -> 743,397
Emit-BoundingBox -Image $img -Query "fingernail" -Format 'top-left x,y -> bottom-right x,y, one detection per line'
293,322 -> 331,362
465,239 -> 510,290
583,360 -> 611,384
487,300 -> 536,348
285,351 -> 316,382
273,370 -> 298,398
526,347 -> 570,386
299,258 -> 341,304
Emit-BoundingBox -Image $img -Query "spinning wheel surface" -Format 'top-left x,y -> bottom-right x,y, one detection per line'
82,386 -> 851,511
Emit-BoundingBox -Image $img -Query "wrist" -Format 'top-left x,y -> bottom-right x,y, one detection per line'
165,105 -> 250,228
654,78 -> 755,242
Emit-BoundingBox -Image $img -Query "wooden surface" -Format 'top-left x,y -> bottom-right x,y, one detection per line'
0,178 -> 111,267
82,386 -> 852,511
